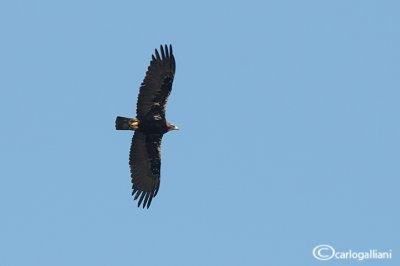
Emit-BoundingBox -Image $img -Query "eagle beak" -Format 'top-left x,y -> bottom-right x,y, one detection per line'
173,125 -> 179,130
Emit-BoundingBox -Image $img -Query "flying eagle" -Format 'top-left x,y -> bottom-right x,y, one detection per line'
115,44 -> 178,209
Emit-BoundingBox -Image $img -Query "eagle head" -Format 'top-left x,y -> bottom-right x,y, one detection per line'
167,123 -> 179,131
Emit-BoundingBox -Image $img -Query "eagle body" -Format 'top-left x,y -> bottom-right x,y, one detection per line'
115,45 -> 177,209
139,115 -> 169,134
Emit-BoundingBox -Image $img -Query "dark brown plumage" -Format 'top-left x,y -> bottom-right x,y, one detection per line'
115,44 -> 178,208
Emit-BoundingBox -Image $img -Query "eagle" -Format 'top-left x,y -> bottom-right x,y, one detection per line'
115,44 -> 178,209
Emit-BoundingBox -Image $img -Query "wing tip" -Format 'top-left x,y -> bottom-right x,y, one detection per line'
153,44 -> 174,59
131,187 -> 158,209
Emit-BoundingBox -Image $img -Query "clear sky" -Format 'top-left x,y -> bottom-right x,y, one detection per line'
0,0 -> 399,265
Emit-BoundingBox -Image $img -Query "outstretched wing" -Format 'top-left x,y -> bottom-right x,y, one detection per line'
136,44 -> 176,120
129,131 -> 163,208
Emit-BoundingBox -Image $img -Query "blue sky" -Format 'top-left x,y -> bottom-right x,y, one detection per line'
0,0 -> 399,265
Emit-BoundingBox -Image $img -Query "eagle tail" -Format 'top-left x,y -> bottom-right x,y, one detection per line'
115,116 -> 138,130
